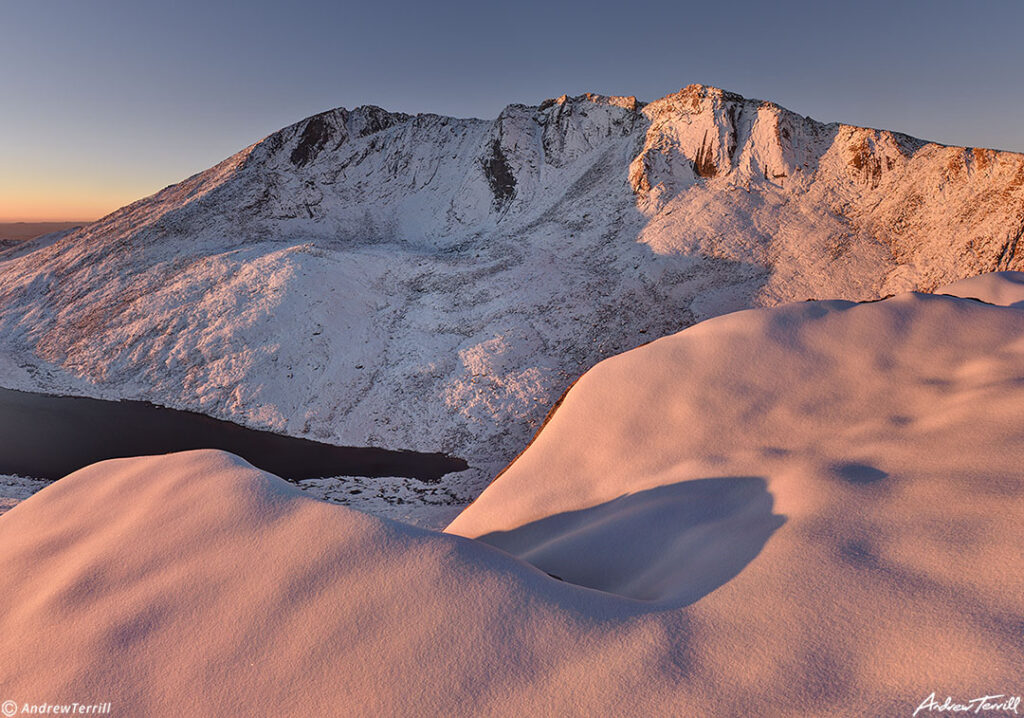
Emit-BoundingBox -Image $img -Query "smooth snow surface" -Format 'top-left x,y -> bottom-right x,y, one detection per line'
1,86 -> 1022,505
0,451 -> 686,716
448,287 -> 1024,608
937,270 -> 1024,308
2,283 -> 1022,715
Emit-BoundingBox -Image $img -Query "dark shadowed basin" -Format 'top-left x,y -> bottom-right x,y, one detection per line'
0,387 -> 468,482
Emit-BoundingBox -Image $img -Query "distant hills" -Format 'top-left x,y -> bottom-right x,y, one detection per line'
0,221 -> 85,242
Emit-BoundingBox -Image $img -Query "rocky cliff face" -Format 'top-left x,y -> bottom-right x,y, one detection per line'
0,84 -> 1021,496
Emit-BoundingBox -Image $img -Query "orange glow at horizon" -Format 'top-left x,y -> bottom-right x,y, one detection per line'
0,189 -> 124,224
0,179 -> 149,223
0,156 -> 172,223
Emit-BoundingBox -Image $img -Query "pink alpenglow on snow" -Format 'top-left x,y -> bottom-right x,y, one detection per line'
937,270 -> 1024,308
1,87 -> 1022,502
0,274 -> 1022,715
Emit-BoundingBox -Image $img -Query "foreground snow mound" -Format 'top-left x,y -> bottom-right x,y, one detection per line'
937,270 -> 1024,308
1,86 -> 1022,496
3,289 -> 1023,714
0,451 -> 666,716
447,291 -> 1024,688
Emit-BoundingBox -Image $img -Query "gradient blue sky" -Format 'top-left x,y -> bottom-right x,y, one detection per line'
2,0 -> 1022,220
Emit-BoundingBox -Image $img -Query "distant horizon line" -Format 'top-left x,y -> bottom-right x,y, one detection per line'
0,218 -> 96,225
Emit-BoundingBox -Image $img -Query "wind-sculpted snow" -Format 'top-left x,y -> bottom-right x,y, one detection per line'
937,270 -> 1024,307
1,287 -> 1022,714
446,288 -> 1024,571
0,86 -> 1022,504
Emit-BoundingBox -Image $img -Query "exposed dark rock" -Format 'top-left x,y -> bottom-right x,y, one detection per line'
999,223 -> 1023,269
290,113 -> 335,167
725,104 -> 739,164
483,139 -> 516,206
354,106 -> 409,138
693,129 -> 717,178
849,137 -> 884,188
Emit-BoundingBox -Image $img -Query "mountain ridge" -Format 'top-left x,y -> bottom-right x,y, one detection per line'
0,83 -> 1021,508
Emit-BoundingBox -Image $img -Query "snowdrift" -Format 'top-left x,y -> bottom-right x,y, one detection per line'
449,283 -> 1024,590
938,270 -> 1024,308
1,278 -> 1022,714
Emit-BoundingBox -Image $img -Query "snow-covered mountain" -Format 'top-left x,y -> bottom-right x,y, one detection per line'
1,84 -> 1022,495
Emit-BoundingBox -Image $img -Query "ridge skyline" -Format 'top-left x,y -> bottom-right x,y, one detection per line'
7,80 -> 1024,224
